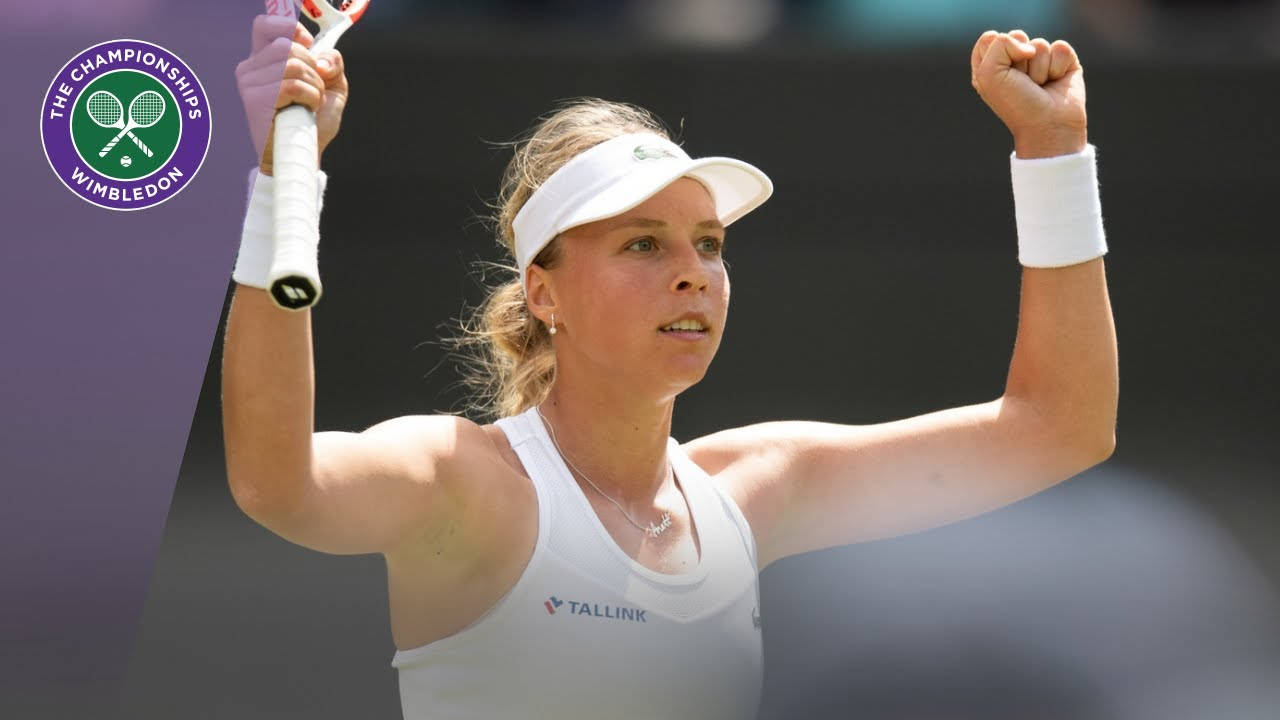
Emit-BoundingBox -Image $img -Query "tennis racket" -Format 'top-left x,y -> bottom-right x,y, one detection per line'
267,0 -> 369,310
90,90 -> 163,158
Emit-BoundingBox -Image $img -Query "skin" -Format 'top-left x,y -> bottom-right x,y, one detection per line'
523,178 -> 730,516
225,22 -> 1116,650
234,17 -> 347,175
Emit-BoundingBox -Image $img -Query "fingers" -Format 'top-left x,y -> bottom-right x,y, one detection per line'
237,35 -> 290,81
293,22 -> 315,49
970,30 -> 998,83
978,32 -> 1036,79
243,22 -> 316,79
315,49 -> 343,83
279,47 -> 326,111
251,15 -> 293,54
314,49 -> 350,100
1027,37 -> 1053,85
239,41 -> 319,85
1048,39 -> 1080,81
240,42 -> 326,112
1006,29 -> 1031,74
278,80 -> 321,112
972,30 -> 1079,87
251,16 -> 312,54
240,13 -> 350,163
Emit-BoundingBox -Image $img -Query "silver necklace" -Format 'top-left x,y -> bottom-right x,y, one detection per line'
536,405 -> 675,538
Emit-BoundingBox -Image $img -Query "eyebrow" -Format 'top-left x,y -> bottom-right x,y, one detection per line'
617,218 -> 725,231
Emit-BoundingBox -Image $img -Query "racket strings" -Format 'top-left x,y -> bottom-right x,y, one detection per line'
129,92 -> 165,126
87,92 -> 123,126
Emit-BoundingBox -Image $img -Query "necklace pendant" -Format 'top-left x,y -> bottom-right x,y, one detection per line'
646,512 -> 673,538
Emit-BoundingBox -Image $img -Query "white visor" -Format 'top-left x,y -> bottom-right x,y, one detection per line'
512,132 -> 772,292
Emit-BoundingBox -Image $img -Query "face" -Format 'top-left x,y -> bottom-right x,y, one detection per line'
529,177 -> 730,398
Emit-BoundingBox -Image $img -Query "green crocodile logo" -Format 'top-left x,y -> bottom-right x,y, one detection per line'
633,144 -> 677,161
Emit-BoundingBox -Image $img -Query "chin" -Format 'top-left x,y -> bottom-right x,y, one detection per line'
669,361 -> 712,389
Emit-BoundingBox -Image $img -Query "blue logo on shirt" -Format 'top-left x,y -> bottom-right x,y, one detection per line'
544,595 -> 646,623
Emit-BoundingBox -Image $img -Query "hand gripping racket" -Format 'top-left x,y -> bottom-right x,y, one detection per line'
267,0 -> 368,310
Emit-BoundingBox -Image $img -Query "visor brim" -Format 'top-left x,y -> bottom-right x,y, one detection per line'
559,156 -> 773,235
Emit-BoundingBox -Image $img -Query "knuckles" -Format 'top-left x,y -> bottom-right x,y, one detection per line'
284,57 -> 315,78
268,35 -> 294,56
279,78 -> 321,109
243,17 -> 347,137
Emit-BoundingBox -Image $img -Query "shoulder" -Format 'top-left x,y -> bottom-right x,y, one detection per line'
380,413 -> 521,479
436,415 -> 533,506
384,414 -> 537,567
682,422 -> 795,475
358,413 -> 516,492
682,422 -> 803,569
371,413 -> 533,536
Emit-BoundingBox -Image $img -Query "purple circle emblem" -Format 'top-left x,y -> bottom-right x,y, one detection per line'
41,39 -> 211,211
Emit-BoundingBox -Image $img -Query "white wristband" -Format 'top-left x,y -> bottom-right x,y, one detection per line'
233,166 -> 327,289
1010,144 -> 1107,268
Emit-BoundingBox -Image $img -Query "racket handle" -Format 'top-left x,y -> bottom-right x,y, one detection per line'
128,131 -> 154,158
268,104 -> 324,310
100,129 -> 128,157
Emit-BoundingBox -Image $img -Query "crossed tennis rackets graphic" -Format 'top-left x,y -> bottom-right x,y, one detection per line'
85,90 -> 165,158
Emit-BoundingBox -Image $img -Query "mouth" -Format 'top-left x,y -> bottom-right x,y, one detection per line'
658,315 -> 711,338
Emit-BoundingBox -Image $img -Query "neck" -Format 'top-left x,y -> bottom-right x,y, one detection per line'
537,375 -> 676,513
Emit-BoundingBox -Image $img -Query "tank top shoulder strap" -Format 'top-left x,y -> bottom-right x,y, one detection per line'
667,436 -> 760,571
492,406 -> 556,547
493,406 -> 554,498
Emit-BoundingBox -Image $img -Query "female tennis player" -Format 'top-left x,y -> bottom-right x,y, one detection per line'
226,17 -> 1116,719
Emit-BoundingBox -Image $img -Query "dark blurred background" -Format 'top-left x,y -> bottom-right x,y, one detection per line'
13,0 -> 1279,718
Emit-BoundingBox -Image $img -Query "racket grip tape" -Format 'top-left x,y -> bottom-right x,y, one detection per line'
130,132 -> 154,158
269,104 -> 324,310
100,131 -> 127,158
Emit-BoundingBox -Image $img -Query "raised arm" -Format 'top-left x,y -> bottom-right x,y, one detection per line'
222,16 -> 470,557
687,31 -> 1117,568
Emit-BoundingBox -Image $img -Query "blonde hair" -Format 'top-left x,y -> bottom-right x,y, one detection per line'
447,98 -> 672,421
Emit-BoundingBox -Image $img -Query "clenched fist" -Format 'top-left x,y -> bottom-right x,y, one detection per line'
971,29 -> 1087,159
235,15 -> 350,174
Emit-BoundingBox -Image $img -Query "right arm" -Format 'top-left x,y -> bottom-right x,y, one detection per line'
223,288 -> 476,557
223,17 -> 471,557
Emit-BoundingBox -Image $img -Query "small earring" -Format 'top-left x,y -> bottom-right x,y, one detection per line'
548,312 -> 557,336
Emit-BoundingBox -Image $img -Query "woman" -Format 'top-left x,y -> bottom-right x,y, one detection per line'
226,17 -> 1116,719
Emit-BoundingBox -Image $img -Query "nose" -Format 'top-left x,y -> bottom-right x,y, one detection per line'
669,241 -> 711,294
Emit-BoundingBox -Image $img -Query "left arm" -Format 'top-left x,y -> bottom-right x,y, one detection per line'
687,31 -> 1116,569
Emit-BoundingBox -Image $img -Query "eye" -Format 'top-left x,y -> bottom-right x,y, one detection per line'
698,236 -> 724,253
627,236 -> 656,252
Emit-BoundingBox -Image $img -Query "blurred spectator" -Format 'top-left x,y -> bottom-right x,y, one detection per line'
307,0 -> 1280,58
273,0 -> 1280,57
627,0 -> 783,47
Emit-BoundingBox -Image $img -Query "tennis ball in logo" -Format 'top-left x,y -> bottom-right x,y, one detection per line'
70,69 -> 180,181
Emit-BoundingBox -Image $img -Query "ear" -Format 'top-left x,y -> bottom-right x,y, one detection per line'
525,263 -> 557,325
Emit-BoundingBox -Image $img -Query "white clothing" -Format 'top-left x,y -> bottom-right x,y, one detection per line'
392,405 -> 763,719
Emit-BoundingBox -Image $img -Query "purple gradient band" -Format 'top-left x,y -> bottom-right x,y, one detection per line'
3,4 -> 279,711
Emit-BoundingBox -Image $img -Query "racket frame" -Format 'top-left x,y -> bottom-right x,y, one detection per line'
96,89 -> 165,158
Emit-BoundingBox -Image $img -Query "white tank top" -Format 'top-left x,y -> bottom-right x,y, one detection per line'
391,405 -> 764,719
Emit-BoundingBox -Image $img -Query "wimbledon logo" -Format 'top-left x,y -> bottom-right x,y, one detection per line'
41,39 -> 211,211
